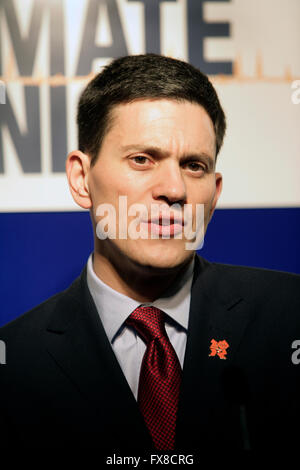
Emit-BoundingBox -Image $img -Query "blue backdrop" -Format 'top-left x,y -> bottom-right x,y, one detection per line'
1,207 -> 299,327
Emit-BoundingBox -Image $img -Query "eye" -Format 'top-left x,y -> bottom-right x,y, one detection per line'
183,161 -> 206,173
132,156 -> 149,164
129,155 -> 153,169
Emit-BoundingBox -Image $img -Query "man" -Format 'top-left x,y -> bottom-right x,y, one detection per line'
0,54 -> 299,457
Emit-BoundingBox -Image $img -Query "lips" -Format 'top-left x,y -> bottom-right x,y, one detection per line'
139,213 -> 185,237
148,217 -> 183,226
144,213 -> 185,226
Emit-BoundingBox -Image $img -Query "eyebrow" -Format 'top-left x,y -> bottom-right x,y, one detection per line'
120,145 -> 215,170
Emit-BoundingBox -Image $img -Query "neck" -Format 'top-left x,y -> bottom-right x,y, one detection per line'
92,243 -> 195,303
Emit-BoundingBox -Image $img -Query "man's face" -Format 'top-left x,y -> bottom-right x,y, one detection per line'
87,99 -> 222,270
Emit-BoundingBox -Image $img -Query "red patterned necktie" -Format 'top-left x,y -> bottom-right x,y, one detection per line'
126,306 -> 182,450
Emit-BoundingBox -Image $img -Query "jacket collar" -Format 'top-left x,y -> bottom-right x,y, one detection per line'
176,255 -> 252,448
45,266 -> 154,448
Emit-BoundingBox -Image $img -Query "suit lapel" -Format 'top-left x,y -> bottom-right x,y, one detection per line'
176,255 -> 252,449
44,267 -> 153,449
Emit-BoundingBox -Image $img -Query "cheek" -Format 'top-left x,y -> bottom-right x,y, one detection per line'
190,179 -> 216,206
90,169 -> 121,203
188,182 -> 216,227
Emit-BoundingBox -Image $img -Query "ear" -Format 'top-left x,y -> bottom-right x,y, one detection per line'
66,150 -> 92,209
208,172 -> 223,223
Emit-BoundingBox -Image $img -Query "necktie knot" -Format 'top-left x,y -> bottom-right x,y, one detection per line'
126,306 -> 165,344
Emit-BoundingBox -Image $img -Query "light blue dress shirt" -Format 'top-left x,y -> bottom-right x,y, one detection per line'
87,253 -> 195,400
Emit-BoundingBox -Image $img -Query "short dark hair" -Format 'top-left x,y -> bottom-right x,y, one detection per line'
77,54 -> 226,165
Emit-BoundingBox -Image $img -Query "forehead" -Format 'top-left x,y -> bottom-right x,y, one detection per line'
105,99 -> 216,157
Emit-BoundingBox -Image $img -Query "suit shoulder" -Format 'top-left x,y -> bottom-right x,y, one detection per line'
0,275 -> 82,338
197,257 -> 300,303
210,261 -> 300,283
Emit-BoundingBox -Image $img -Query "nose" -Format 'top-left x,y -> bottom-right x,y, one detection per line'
152,161 -> 187,205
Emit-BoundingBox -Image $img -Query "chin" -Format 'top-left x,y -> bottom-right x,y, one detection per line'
106,238 -> 193,273
130,245 -> 192,271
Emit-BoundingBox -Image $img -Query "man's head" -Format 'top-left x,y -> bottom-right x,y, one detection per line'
77,54 -> 226,165
66,54 -> 225,274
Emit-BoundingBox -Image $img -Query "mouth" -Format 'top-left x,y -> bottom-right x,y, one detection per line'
140,214 -> 185,237
142,212 -> 185,225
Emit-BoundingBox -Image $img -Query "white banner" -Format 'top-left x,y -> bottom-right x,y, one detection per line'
0,0 -> 299,211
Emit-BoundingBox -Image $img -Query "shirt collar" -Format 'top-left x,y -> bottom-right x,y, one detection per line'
86,253 -> 195,343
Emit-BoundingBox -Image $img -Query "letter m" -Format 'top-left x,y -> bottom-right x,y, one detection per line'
0,0 -> 50,173
0,340 -> 6,365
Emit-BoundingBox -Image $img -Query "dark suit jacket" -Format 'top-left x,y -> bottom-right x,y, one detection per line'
1,255 -> 300,455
